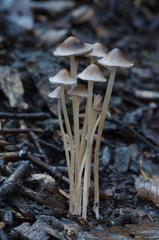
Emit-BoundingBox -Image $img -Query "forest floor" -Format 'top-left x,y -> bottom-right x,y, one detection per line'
0,1 -> 159,239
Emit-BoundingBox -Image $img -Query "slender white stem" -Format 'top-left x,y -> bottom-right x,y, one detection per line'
78,113 -> 101,186
76,111 -> 101,217
93,67 -> 117,219
58,99 -> 71,178
60,85 -> 74,213
82,80 -> 93,219
70,56 -> 78,80
69,55 -> 79,214
79,102 -> 88,164
73,96 -> 81,215
73,101 -> 88,216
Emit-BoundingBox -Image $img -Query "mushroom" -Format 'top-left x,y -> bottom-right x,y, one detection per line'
78,63 -> 107,219
53,36 -> 92,78
68,84 -> 88,215
54,37 -> 92,200
49,69 -> 76,213
93,48 -> 134,219
48,87 -> 71,178
86,42 -> 107,59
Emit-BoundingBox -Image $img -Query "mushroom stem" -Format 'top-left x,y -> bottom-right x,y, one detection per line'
79,102 -> 88,164
76,112 -> 101,216
82,80 -> 93,219
69,55 -> 79,214
60,84 -> 75,213
58,98 -> 71,178
93,67 -> 117,219
70,56 -> 78,81
73,96 -> 81,215
73,101 -> 88,215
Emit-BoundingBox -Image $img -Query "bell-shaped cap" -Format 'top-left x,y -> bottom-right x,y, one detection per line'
78,64 -> 107,82
68,84 -> 88,98
48,86 -> 61,99
53,36 -> 92,57
87,42 -> 107,58
98,48 -> 134,68
49,69 -> 76,85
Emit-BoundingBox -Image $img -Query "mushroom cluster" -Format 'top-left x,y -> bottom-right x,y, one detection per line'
48,36 -> 134,219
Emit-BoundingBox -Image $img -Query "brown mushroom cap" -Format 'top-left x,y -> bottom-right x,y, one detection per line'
98,48 -> 134,68
53,36 -> 92,57
86,42 -> 107,58
78,63 -> 107,82
48,86 -> 61,99
49,69 -> 76,85
68,84 -> 88,98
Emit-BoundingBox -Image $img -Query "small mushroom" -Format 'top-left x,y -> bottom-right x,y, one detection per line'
93,48 -> 134,219
98,48 -> 134,68
49,87 -> 71,178
49,69 -> 76,213
86,42 -> 107,59
53,36 -> 92,78
49,69 -> 76,85
78,63 -> 107,219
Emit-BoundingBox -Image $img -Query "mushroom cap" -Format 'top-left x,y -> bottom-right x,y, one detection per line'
53,36 -> 92,56
48,86 -> 61,99
49,69 -> 76,85
98,48 -> 134,68
78,63 -> 107,82
68,84 -> 88,98
87,42 -> 107,58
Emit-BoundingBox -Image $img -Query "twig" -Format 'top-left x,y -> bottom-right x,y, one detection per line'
39,139 -> 63,153
27,153 -> 69,185
29,131 -> 48,163
108,117 -> 159,153
0,112 -> 50,120
0,128 -> 43,134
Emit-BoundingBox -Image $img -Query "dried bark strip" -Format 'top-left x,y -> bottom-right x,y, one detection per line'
135,177 -> 159,206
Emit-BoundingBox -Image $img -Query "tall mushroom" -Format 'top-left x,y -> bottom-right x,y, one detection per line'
49,69 -> 76,213
78,63 -> 107,219
54,37 -> 92,198
93,48 -> 134,219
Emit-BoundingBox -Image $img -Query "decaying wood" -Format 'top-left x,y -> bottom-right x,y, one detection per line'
0,161 -> 32,200
27,153 -> 69,184
135,177 -> 159,206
